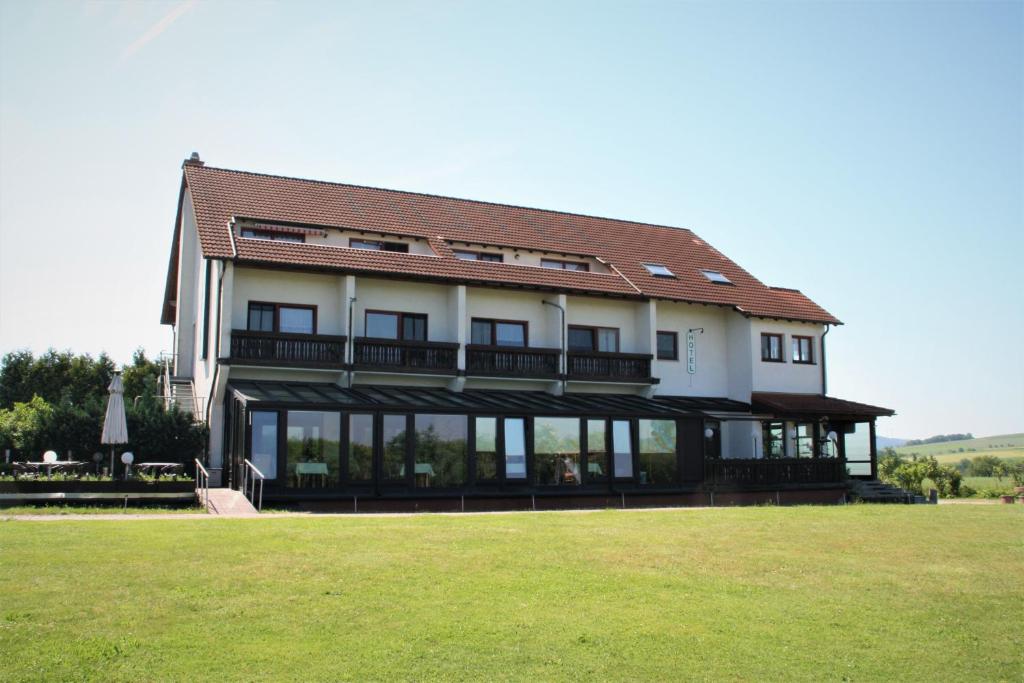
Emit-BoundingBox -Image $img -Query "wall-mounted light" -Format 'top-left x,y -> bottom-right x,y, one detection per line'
704,427 -> 715,439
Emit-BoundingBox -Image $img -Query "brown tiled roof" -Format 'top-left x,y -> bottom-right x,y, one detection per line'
751,392 -> 895,418
179,164 -> 841,324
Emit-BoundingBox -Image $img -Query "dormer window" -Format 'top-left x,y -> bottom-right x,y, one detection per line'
643,263 -> 675,278
701,270 -> 732,284
240,229 -> 304,243
454,250 -> 503,263
350,239 -> 409,253
541,258 -> 589,272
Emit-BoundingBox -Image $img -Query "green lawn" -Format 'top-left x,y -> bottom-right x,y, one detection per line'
1,506 -> 1021,682
894,433 -> 1024,464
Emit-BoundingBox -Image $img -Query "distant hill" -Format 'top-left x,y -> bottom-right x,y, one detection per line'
893,433 -> 1024,465
876,436 -> 908,449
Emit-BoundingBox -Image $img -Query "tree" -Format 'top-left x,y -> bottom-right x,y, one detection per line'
121,349 -> 163,403
0,395 -> 54,457
0,349 -> 115,409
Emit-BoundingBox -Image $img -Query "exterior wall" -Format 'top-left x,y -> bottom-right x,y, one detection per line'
446,240 -> 612,273
465,288 -> 560,348
749,319 -> 825,394
653,302 -> 729,396
173,192 -> 200,377
270,228 -> 437,256
566,296 -> 647,353
352,278 -> 452,341
724,313 -> 753,401
231,267 -> 345,335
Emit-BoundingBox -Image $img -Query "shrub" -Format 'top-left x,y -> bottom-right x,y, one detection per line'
959,484 -> 976,498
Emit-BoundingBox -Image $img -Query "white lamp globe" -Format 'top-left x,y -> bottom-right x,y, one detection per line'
121,452 -> 134,465
43,450 -> 58,463
704,428 -> 715,439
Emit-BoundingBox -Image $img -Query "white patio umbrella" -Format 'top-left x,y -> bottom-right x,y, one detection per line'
101,373 -> 129,476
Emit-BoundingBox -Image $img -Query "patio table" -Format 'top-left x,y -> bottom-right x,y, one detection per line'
14,461 -> 85,477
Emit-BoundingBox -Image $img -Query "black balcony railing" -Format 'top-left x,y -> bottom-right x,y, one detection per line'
704,458 -> 846,486
567,351 -> 653,382
229,330 -> 346,368
352,337 -> 459,374
465,345 -> 561,379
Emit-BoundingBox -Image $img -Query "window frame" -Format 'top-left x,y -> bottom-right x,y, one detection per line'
363,310 -> 428,341
470,318 -> 529,347
568,325 -> 620,353
349,238 -> 410,253
540,258 -> 590,272
760,332 -> 785,363
656,331 -> 678,360
701,269 -> 732,284
239,228 -> 305,243
792,335 -> 815,364
643,263 -> 675,278
453,249 -> 504,263
246,301 -> 318,335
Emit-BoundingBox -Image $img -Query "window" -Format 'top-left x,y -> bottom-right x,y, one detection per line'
792,336 -> 815,364
761,333 -> 784,362
586,419 -> 608,481
612,420 -> 633,478
762,421 -> 785,458
285,411 -> 340,489
795,423 -> 815,458
503,418 -> 527,480
638,419 -> 677,485
364,311 -> 427,341
534,417 -> 581,486
382,414 -> 407,481
240,229 -> 304,243
348,414 -> 373,482
414,414 -> 467,488
349,238 -> 409,253
656,331 -> 678,360
643,263 -> 675,278
471,318 -> 527,347
201,260 -> 211,359
250,411 -> 278,479
475,417 -> 498,481
568,326 -> 619,352
247,302 -> 316,335
541,258 -> 589,272
701,270 -> 732,284
453,250 -> 503,262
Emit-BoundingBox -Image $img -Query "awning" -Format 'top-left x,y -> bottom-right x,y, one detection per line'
751,392 -> 895,420
229,381 -> 745,418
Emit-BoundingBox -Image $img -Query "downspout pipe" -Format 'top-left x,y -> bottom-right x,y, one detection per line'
542,300 -> 566,394
347,296 -> 357,388
821,323 -> 830,396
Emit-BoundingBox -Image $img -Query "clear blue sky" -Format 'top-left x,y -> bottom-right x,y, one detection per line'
0,1 -> 1021,439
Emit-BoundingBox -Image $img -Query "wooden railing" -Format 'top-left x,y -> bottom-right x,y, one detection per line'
704,458 -> 847,485
466,345 -> 561,379
352,337 -> 459,374
567,351 -> 653,382
229,330 -> 346,367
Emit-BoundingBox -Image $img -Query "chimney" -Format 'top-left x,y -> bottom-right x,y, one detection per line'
182,152 -> 204,168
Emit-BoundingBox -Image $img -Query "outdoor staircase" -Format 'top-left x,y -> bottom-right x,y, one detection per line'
204,488 -> 259,516
848,479 -> 930,504
167,378 -> 202,418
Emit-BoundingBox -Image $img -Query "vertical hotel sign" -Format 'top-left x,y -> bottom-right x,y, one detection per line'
686,330 -> 696,374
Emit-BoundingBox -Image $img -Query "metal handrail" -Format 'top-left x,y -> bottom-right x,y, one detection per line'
194,458 -> 210,510
242,459 -> 266,511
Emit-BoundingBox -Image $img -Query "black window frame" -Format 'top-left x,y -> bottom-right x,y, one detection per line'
568,325 -> 620,353
349,238 -> 409,253
760,333 -> 784,363
470,318 -> 528,347
246,301 -> 317,335
540,258 -> 590,272
453,249 -> 503,263
364,310 -> 428,341
792,335 -> 815,364
239,228 -> 305,243
656,331 -> 678,360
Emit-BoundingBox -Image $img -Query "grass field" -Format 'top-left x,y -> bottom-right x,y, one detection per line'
1,506 -> 1021,682
894,433 -> 1024,464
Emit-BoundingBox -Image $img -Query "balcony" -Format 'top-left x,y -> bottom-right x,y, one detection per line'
229,330 -> 346,368
352,337 -> 459,375
567,351 -> 654,383
704,458 -> 846,486
465,345 -> 561,380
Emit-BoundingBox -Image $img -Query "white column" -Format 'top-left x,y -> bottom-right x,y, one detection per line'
448,284 -> 467,392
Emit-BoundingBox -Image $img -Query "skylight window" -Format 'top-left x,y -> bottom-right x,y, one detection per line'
701,270 -> 732,284
643,263 -> 675,278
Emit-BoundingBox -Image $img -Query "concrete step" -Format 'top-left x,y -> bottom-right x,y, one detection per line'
204,488 -> 259,516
